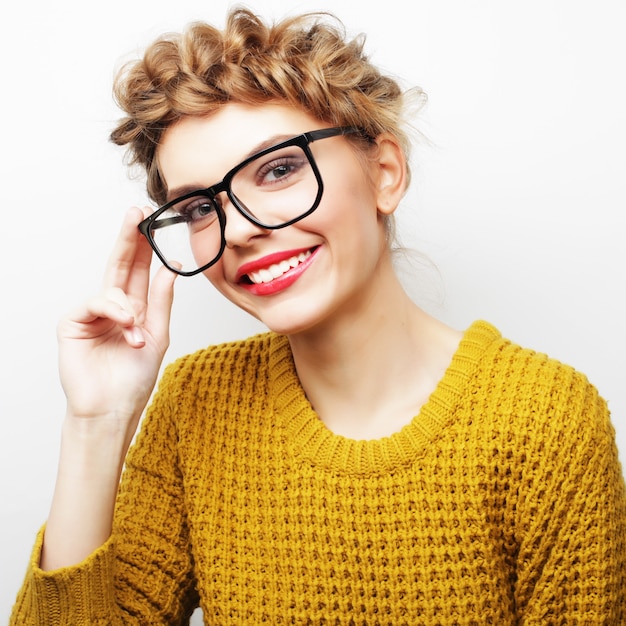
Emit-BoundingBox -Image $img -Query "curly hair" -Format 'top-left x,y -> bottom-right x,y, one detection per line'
110,6 -> 425,206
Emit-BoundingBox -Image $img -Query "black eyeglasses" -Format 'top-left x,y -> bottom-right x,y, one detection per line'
138,126 -> 360,276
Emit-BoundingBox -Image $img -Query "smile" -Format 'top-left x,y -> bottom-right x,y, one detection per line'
247,250 -> 312,284
236,246 -> 319,296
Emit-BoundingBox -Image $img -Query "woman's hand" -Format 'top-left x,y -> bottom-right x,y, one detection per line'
42,207 -> 179,571
57,206 -> 177,432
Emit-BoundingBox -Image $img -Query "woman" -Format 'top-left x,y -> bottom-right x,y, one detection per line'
11,7 -> 626,624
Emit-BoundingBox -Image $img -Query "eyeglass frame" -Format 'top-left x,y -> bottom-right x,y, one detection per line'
137,126 -> 362,276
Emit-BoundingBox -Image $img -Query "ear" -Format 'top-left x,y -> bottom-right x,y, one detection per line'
373,133 -> 407,216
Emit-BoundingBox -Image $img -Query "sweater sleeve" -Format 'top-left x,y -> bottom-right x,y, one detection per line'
10,363 -> 199,625
511,369 -> 626,624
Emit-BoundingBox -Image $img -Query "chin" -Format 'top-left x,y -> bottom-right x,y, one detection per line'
210,275 -> 341,337
254,304 -> 331,337
255,316 -> 317,337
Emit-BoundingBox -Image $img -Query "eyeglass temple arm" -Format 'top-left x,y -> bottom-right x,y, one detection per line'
148,215 -> 188,230
305,126 -> 361,143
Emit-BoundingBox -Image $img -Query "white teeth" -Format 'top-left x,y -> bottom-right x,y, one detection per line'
248,250 -> 312,284
258,269 -> 274,282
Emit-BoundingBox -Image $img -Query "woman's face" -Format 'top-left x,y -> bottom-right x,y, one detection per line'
156,102 -> 401,336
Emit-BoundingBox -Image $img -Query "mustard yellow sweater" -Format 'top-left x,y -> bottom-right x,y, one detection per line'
11,321 -> 626,624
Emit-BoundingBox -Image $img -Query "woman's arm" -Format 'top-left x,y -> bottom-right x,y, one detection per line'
10,207 -> 190,624
10,370 -> 199,625
513,380 -> 626,623
41,206 -> 177,570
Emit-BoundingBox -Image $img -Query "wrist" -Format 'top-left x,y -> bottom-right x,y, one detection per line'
60,410 -> 140,478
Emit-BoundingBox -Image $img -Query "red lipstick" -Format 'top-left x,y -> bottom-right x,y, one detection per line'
237,246 -> 319,296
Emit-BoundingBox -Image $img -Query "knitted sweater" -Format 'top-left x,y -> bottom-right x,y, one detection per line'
11,321 -> 626,625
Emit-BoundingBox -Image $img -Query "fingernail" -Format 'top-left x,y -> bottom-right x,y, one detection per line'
131,327 -> 145,345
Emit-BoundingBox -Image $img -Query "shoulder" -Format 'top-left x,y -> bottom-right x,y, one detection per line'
463,320 -> 610,443
161,331 -> 283,385
465,321 -> 597,394
143,331 -> 290,437
145,332 -> 290,414
455,323 -> 622,526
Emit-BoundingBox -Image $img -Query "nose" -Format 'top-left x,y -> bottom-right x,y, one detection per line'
221,194 -> 270,249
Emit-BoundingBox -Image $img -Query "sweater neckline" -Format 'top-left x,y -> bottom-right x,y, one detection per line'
269,320 -> 501,475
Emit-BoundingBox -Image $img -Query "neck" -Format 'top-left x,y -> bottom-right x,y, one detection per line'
287,260 -> 462,439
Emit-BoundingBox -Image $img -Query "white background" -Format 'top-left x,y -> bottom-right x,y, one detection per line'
1,0 -> 624,622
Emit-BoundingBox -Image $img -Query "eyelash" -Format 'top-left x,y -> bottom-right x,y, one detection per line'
255,156 -> 305,185
178,198 -> 216,220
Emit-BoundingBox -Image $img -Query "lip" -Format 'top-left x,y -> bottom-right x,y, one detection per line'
235,247 -> 316,282
236,246 -> 320,296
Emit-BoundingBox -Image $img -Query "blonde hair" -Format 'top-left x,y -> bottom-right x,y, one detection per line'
110,6 -> 425,206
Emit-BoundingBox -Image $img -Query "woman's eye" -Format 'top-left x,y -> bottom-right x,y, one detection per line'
266,164 -> 292,181
180,198 -> 216,222
192,202 -> 215,219
257,157 -> 305,185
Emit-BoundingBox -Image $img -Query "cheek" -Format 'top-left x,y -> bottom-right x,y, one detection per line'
325,159 -> 378,218
202,261 -> 229,293
315,181 -> 382,243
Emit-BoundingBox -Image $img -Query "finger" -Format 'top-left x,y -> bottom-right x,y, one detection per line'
67,290 -> 134,327
124,207 -> 158,302
143,264 -> 179,344
102,207 -> 152,294
60,289 -> 144,347
98,287 -> 147,348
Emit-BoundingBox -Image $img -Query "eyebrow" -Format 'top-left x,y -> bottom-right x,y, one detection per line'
164,132 -> 299,204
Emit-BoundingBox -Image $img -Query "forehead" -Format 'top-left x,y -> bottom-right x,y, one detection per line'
157,103 -> 324,192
